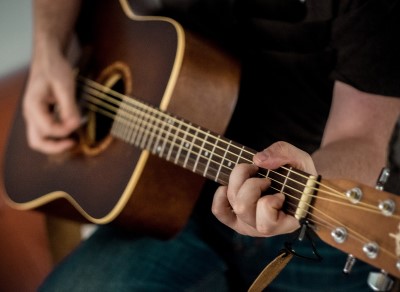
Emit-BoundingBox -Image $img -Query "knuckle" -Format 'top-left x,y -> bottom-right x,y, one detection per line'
256,222 -> 275,236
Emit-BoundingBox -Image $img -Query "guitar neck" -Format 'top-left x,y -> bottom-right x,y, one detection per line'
80,78 -> 315,218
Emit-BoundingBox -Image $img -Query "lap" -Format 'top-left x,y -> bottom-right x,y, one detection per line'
39,221 -> 229,292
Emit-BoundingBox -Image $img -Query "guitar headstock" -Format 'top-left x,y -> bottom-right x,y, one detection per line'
310,178 -> 400,279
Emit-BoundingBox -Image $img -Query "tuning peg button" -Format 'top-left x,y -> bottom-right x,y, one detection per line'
367,270 -> 394,291
363,242 -> 379,259
343,254 -> 356,274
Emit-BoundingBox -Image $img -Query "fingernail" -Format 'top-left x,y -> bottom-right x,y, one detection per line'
255,151 -> 269,162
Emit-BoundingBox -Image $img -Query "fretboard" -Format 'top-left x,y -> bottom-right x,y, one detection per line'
110,98 -> 312,215
81,83 -> 314,218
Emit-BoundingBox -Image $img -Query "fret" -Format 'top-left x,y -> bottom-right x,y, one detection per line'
235,145 -> 245,165
139,107 -> 152,149
268,168 -> 287,192
215,139 -> 231,183
111,100 -> 129,142
122,100 -> 134,144
130,104 -> 144,145
134,106 -> 149,147
263,166 -> 314,219
152,111 -> 167,155
122,102 -> 132,144
165,118 -> 181,161
183,126 -> 200,169
144,109 -> 158,152
158,117 -> 174,158
120,101 -> 131,143
174,122 -> 191,165
192,130 -> 209,173
111,106 -> 122,138
202,134 -> 220,180
280,167 -> 291,193
192,132 -> 217,177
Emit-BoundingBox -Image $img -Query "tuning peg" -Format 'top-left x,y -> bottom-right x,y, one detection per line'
367,270 -> 394,291
343,254 -> 356,274
375,167 -> 390,191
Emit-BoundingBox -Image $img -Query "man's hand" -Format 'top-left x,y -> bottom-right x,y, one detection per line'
212,141 -> 317,237
22,48 -> 81,154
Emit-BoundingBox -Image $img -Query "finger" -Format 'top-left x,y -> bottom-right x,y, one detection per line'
233,177 -> 270,226
52,68 -> 81,130
226,163 -> 259,205
212,186 -> 269,237
212,186 -> 237,228
253,141 -> 317,175
256,193 -> 300,236
26,122 -> 77,154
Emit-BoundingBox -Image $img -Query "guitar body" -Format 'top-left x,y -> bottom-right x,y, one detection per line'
4,0 -> 240,238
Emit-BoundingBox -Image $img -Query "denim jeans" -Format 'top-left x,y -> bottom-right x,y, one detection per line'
39,213 -> 373,292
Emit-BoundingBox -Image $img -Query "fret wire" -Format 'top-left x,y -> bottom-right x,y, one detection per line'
192,130 -> 209,173
151,111 -> 166,155
280,167 -> 291,193
142,109 -> 154,149
166,118 -> 181,161
139,106 -> 151,149
125,98 -> 137,144
235,146 -> 245,165
159,117 -> 173,157
203,135 -> 219,179
175,123 -> 190,165
134,103 -> 147,147
130,102 -> 143,145
215,139 -> 231,182
183,126 -> 198,168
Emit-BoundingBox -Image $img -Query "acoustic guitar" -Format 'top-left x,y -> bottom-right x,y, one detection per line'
2,0 -> 400,281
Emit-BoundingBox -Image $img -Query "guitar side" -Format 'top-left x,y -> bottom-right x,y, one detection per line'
3,0 -> 240,238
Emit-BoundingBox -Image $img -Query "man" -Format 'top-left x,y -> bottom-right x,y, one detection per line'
23,0 -> 400,290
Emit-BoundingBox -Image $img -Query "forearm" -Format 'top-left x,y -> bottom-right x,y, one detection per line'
33,0 -> 82,56
311,81 -> 400,187
312,137 -> 387,187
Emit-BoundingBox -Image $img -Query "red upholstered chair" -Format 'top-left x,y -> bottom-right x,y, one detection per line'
0,67 -> 53,291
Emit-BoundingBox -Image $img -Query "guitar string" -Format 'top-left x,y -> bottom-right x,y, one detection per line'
80,82 -> 400,222
84,92 -> 399,262
78,78 -> 400,262
78,79 -> 396,214
77,79 -> 386,211
77,79 -> 360,196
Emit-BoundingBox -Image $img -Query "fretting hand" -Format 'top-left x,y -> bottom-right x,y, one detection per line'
212,141 -> 317,237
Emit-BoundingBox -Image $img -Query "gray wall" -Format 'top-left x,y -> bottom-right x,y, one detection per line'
0,0 -> 32,78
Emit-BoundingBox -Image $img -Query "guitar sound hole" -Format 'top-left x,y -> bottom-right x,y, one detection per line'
92,78 -> 125,144
80,62 -> 132,156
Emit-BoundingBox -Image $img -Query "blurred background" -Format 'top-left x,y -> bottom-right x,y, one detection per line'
0,0 -> 32,78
